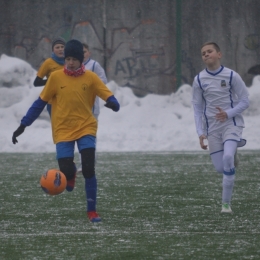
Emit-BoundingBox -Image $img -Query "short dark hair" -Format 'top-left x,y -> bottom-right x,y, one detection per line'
201,42 -> 221,52
82,43 -> 89,50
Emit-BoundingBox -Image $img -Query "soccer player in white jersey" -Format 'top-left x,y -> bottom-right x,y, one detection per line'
192,42 -> 249,213
83,43 -> 108,119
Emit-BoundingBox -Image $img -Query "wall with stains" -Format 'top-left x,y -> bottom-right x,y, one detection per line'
1,0 -> 260,96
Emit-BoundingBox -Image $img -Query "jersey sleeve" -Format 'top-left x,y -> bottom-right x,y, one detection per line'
39,73 -> 57,102
192,75 -> 203,105
225,72 -> 250,118
231,72 -> 249,99
92,73 -> 113,101
193,103 -> 205,137
37,60 -> 49,79
192,75 -> 205,136
21,97 -> 47,126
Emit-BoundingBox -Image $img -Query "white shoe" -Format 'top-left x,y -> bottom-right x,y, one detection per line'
221,203 -> 232,213
77,166 -> 82,173
234,150 -> 239,168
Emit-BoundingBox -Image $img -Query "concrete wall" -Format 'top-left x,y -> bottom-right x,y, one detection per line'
0,0 -> 260,96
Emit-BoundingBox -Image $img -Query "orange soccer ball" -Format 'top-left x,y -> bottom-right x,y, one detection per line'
40,169 -> 67,195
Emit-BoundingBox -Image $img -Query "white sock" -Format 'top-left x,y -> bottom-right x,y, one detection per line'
222,174 -> 235,204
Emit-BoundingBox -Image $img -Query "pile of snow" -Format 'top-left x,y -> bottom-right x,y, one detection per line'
0,54 -> 259,152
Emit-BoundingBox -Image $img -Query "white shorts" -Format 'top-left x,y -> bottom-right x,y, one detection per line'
208,125 -> 245,154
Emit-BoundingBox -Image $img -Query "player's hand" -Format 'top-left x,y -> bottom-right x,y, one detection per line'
12,124 -> 26,144
105,95 -> 120,112
199,135 -> 208,150
215,107 -> 227,122
105,101 -> 119,111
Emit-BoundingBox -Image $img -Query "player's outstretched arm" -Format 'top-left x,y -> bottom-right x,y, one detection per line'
12,97 -> 47,144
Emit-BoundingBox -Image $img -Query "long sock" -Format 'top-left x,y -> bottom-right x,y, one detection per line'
222,169 -> 235,204
85,175 -> 97,212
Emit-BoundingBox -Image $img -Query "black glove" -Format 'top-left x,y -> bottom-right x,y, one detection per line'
12,124 -> 26,144
33,76 -> 47,87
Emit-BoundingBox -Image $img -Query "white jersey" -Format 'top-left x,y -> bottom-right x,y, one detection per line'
84,58 -> 108,119
192,66 -> 249,136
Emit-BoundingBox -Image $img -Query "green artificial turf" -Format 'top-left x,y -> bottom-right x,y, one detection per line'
0,151 -> 260,259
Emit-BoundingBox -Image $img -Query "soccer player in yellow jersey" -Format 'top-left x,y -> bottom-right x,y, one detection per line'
12,39 -> 120,222
33,37 -> 66,115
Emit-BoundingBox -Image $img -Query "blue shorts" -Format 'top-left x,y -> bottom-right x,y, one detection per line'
56,135 -> 96,159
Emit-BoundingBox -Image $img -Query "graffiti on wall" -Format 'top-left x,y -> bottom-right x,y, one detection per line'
3,9 -> 194,95
115,48 -> 165,77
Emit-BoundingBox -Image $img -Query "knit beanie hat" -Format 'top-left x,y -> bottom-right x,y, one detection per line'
64,39 -> 84,63
52,37 -> 66,50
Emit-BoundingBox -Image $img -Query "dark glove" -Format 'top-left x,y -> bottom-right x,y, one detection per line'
12,124 -> 26,144
33,76 -> 47,87
104,95 -> 120,112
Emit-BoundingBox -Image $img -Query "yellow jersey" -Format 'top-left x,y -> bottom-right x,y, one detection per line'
37,58 -> 64,104
37,58 -> 64,79
40,70 -> 113,144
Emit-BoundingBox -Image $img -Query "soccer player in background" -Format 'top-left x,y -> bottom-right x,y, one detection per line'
82,42 -> 107,119
33,37 -> 66,116
12,39 -> 120,222
192,42 -> 249,213
76,43 -> 108,172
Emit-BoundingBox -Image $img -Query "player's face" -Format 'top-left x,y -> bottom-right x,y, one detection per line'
53,44 -> 65,58
83,47 -> 90,62
65,57 -> 81,70
201,45 -> 221,68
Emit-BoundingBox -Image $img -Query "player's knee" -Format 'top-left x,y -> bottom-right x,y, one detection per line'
58,157 -> 75,180
223,154 -> 233,168
81,148 -> 95,179
212,161 -> 223,173
214,165 -> 223,173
